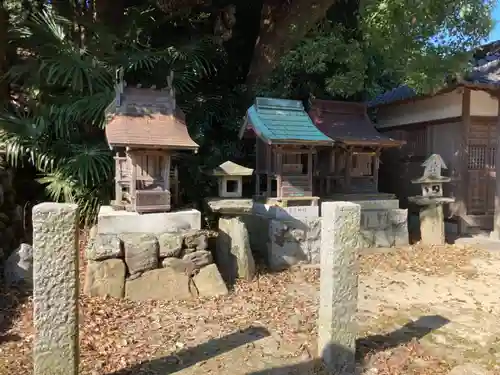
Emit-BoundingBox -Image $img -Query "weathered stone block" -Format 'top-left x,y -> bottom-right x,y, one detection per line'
205,198 -> 253,215
86,233 -> 122,261
183,230 -> 208,251
84,259 -> 126,298
193,264 -> 229,298
349,199 -> 399,210
358,208 -> 408,248
162,257 -> 195,273
158,232 -> 183,257
183,250 -> 213,268
125,268 -> 194,301
4,243 -> 33,286
32,202 -> 79,375
267,218 -> 321,269
318,201 -> 360,374
242,214 -> 270,259
217,216 -> 255,282
121,233 -> 159,276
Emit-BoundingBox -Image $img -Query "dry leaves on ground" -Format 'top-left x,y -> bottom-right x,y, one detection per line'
0,243 -> 496,375
359,244 -> 490,278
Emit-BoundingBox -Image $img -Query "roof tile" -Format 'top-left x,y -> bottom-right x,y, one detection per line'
244,97 -> 333,144
309,100 -> 403,147
105,88 -> 198,149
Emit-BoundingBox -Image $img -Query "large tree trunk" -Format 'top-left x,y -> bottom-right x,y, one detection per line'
96,0 -> 124,32
246,0 -> 336,87
0,0 -> 8,106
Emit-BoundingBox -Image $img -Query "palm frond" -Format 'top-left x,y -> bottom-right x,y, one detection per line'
63,143 -> 113,187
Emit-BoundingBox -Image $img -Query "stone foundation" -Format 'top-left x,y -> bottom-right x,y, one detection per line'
245,199 -> 409,270
84,208 -> 228,301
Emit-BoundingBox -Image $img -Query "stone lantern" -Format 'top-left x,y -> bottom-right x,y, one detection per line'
211,161 -> 254,198
409,154 -> 455,245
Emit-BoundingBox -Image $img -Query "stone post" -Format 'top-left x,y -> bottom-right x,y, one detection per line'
32,203 -> 79,375
419,203 -> 445,245
318,201 -> 360,374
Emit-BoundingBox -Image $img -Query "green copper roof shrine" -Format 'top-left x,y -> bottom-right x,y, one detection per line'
239,97 -> 334,145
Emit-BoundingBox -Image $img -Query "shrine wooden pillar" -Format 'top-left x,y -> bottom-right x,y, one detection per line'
493,96 -> 500,238
127,147 -> 137,199
276,146 -> 283,198
373,148 -> 381,191
114,153 -> 122,202
307,147 -> 313,195
255,137 -> 260,196
345,147 -> 352,190
266,144 -> 272,197
162,151 -> 171,192
457,87 -> 471,235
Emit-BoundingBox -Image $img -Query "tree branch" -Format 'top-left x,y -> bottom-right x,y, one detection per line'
246,0 -> 337,87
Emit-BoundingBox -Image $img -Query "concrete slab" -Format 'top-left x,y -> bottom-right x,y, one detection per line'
97,206 -> 201,234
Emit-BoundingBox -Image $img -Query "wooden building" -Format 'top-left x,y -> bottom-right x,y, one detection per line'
368,41 -> 500,233
239,97 -> 334,204
105,82 -> 199,213
308,100 -> 404,198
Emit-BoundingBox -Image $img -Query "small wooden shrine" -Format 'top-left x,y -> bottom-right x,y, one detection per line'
210,161 -> 254,198
105,73 -> 199,213
308,100 -> 404,197
239,97 -> 334,205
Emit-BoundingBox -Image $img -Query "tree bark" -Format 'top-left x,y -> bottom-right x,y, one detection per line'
0,0 -> 8,106
246,0 -> 336,87
96,0 -> 124,32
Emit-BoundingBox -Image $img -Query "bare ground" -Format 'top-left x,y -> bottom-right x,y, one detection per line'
1,243 -> 500,375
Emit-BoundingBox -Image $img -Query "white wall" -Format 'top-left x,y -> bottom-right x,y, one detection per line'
470,90 -> 498,116
376,89 -> 463,129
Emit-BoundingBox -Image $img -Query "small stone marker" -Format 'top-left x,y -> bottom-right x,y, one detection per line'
32,203 -> 79,375
318,201 -> 360,374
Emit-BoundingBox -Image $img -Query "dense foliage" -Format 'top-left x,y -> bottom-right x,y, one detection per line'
0,0 -> 494,222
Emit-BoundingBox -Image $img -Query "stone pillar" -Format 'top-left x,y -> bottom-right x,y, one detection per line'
217,215 -> 255,283
419,204 -> 444,245
318,201 -> 360,374
32,203 -> 79,375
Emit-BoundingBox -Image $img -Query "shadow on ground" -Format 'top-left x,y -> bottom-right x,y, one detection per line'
0,283 -> 30,344
106,315 -> 450,375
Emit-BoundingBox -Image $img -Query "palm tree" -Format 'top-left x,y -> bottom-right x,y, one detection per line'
0,6 -> 219,223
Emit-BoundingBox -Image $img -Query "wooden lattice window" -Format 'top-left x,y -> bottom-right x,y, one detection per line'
468,145 -> 487,169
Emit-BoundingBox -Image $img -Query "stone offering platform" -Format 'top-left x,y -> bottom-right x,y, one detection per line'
244,198 -> 408,271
